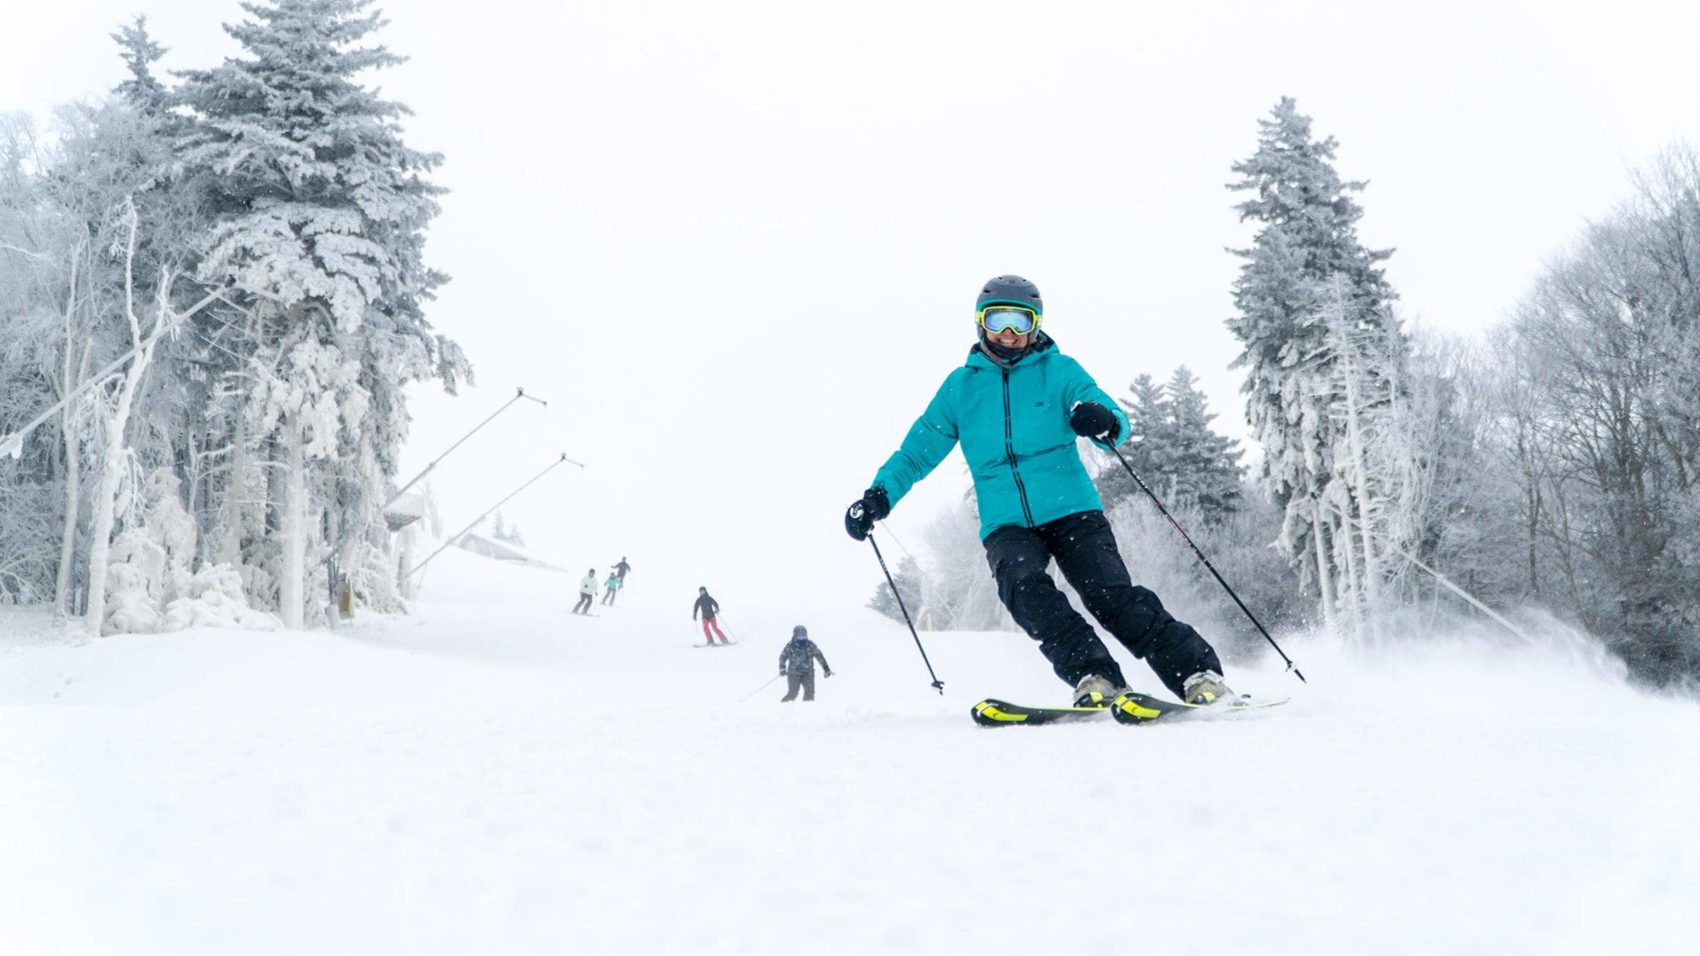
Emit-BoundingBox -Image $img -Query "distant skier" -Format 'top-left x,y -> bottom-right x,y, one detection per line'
778,625 -> 832,702
692,586 -> 729,645
843,275 -> 1232,707
602,572 -> 622,606
613,556 -> 631,581
573,569 -> 597,615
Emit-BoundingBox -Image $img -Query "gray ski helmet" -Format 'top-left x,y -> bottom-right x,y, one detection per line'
976,275 -> 1043,315
792,625 -> 808,639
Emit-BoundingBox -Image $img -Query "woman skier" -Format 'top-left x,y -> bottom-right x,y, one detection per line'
843,275 -> 1231,707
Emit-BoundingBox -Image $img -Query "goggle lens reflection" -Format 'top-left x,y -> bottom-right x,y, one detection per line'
978,307 -> 1039,334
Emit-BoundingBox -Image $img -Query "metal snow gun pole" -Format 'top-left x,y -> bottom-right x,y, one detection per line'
403,453 -> 583,580
383,386 -> 548,514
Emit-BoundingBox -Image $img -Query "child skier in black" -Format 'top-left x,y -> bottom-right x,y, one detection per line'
778,626 -> 832,702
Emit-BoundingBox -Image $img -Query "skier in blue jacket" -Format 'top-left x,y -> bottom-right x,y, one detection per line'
844,275 -> 1231,707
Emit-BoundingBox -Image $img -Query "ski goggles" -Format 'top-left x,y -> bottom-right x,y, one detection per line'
977,304 -> 1041,335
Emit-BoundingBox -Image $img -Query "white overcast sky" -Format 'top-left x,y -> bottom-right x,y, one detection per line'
5,0 -> 1698,613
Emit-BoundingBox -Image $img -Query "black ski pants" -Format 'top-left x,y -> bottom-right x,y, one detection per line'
573,592 -> 593,614
781,671 -> 816,702
983,510 -> 1221,699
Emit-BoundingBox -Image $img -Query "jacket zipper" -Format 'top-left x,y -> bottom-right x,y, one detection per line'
1002,368 -> 1037,526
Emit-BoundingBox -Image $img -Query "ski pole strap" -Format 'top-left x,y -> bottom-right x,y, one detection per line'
868,533 -> 945,694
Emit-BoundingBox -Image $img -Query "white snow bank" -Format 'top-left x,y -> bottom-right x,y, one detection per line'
160,564 -> 281,632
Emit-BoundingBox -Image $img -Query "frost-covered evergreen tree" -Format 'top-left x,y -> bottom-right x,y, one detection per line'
4,5 -> 463,633
1097,374 -> 1169,508
867,554 -> 929,626
1309,275 -> 1418,625
176,0 -> 469,625
1096,370 -> 1242,521
112,16 -> 170,114
1226,98 -> 1405,623
1162,367 -> 1244,517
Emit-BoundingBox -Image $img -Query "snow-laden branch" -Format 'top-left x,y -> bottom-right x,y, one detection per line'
0,280 -> 236,460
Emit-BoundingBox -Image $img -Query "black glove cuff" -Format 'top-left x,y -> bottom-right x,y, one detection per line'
1071,402 -> 1118,441
862,487 -> 891,520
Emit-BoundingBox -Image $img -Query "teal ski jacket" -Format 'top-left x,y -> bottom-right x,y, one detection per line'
870,335 -> 1130,539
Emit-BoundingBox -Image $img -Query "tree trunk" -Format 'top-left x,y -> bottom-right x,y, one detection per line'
55,426 -> 82,616
54,242 -> 90,617
219,404 -> 250,567
1336,495 -> 1362,635
278,420 -> 306,629
84,204 -> 164,637
1341,347 -> 1380,615
1312,498 -> 1335,625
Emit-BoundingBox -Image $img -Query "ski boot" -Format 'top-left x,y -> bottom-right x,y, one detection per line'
1181,670 -> 1234,705
1073,673 -> 1127,708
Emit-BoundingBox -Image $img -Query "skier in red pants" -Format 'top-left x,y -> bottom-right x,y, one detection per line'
692,587 -> 729,644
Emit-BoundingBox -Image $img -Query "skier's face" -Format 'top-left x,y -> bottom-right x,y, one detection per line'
987,325 -> 1031,349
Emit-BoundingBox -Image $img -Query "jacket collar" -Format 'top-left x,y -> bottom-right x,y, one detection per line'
967,331 -> 1057,370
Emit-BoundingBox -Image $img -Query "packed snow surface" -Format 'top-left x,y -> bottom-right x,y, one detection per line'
3,548 -> 1697,955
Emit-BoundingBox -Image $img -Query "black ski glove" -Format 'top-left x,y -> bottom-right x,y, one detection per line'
844,487 -> 891,541
1070,401 -> 1120,444
824,668 -> 834,678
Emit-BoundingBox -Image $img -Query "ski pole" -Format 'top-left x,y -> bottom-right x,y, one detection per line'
738,673 -> 783,702
867,532 -> 945,694
1106,445 -> 1306,683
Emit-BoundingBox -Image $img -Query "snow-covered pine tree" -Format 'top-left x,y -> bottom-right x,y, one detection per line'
1311,275 -> 1401,625
1227,98 -> 1403,623
1162,367 -> 1244,518
112,16 -> 170,115
176,0 -> 469,626
1097,374 -> 1169,508
109,15 -> 245,579
867,554 -> 928,627
1095,369 -> 1243,522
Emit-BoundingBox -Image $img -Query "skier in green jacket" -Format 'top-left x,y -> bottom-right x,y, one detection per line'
844,275 -> 1231,707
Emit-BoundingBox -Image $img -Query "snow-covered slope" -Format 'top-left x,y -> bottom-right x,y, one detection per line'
2,548 -> 1697,955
